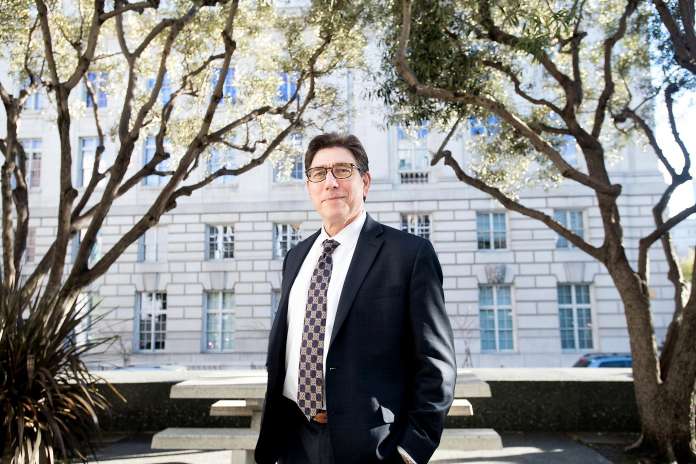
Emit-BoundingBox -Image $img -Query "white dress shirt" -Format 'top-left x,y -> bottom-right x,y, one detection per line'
282,210 -> 367,405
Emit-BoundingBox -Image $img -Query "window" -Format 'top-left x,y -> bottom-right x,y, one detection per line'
273,134 -> 304,182
207,146 -> 239,184
277,72 -> 298,103
212,67 -> 237,104
19,139 -> 42,189
77,137 -> 98,188
137,292 -> 167,351
204,291 -> 235,351
479,285 -> 514,351
71,229 -> 101,267
25,227 -> 36,263
401,214 -> 430,240
84,71 -> 108,108
138,227 -> 167,262
142,136 -> 169,186
146,75 -> 172,105
560,135 -> 578,166
477,212 -> 507,250
273,223 -> 301,258
396,124 -> 429,184
468,115 -> 499,137
554,209 -> 584,248
23,86 -> 43,111
206,225 -> 234,259
74,292 -> 97,345
558,284 -> 593,350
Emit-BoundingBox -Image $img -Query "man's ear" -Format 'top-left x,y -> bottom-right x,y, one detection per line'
361,171 -> 372,202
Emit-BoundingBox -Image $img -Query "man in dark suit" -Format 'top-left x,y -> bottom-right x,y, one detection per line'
255,133 -> 456,464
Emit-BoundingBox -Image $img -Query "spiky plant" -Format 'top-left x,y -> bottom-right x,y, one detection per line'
0,284 -> 121,463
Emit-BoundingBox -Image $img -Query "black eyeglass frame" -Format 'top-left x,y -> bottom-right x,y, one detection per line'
305,163 -> 364,183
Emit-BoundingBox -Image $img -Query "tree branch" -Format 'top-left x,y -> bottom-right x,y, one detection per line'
100,0 -> 156,21
442,151 -> 605,261
591,0 -> 639,138
639,203 -> 696,277
395,0 -> 621,197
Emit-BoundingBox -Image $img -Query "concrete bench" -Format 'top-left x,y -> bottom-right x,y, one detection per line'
151,370 -> 502,462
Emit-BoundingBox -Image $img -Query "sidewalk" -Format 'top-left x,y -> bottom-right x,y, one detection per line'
87,432 -> 634,463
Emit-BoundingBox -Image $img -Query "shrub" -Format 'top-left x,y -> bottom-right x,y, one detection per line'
0,284 -> 121,463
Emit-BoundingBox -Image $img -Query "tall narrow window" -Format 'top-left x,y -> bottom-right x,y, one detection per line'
75,292 -> 97,345
77,137 -> 99,188
138,227 -> 167,262
207,146 -> 239,184
554,210 -> 584,249
396,124 -> 429,184
479,285 -> 514,351
19,139 -> 42,189
277,72 -> 297,103
273,134 -> 304,182
137,292 -> 167,351
560,135 -> 578,166
25,227 -> 36,263
84,71 -> 108,108
476,212 -> 507,250
71,230 -> 101,267
206,225 -> 234,260
273,223 -> 301,258
558,284 -> 593,350
142,136 -> 169,186
146,75 -> 172,105
23,86 -> 42,111
212,67 -> 237,104
401,214 -> 431,240
205,291 -> 235,351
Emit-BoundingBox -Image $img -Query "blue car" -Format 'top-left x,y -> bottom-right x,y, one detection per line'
573,353 -> 632,367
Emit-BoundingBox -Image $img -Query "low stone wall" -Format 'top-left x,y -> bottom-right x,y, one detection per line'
95,368 -> 639,432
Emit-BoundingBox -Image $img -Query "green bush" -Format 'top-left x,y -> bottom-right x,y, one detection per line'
0,284 -> 122,463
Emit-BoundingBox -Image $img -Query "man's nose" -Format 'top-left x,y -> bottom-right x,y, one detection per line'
324,171 -> 339,187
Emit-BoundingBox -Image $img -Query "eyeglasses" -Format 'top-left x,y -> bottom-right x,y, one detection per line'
305,163 -> 361,183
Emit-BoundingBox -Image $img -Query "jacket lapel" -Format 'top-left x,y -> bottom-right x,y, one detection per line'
328,214 -> 384,349
268,230 -> 319,372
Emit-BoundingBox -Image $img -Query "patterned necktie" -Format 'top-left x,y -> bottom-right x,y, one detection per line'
297,238 -> 340,420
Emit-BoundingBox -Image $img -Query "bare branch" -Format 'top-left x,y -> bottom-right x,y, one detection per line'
639,204 -> 696,276
482,59 -> 564,114
591,0 -> 639,138
100,0 -> 156,21
431,117 -> 461,165
652,0 -> 696,75
395,0 -> 621,197
442,152 -> 605,261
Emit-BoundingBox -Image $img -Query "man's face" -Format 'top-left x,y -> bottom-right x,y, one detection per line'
306,146 -> 371,230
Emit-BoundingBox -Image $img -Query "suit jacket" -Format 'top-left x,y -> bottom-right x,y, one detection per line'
255,214 -> 456,464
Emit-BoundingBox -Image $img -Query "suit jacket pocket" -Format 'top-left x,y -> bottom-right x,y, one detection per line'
380,405 -> 395,424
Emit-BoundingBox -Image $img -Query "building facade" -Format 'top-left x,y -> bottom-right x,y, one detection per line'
3,60 -> 675,370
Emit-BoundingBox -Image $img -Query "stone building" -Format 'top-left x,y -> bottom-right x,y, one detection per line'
3,56 -> 674,370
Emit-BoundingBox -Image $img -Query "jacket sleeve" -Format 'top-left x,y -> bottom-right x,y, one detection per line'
399,239 -> 457,464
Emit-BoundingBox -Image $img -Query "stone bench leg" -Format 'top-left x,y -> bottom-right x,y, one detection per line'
230,450 -> 255,464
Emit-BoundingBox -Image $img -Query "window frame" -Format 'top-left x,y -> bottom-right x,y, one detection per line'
273,223 -> 302,259
554,209 -> 585,249
136,291 -> 167,352
19,139 -> 42,189
478,284 -> 515,352
557,283 -> 594,351
204,290 -> 236,352
206,224 -> 235,260
476,211 -> 508,250
401,213 -> 431,240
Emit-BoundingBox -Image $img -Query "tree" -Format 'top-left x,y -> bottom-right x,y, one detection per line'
376,0 -> 696,461
0,0 -> 367,310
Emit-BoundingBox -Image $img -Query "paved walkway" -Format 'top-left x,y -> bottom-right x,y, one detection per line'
87,432 -> 623,463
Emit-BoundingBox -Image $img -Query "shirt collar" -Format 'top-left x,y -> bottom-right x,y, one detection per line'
318,210 -> 367,247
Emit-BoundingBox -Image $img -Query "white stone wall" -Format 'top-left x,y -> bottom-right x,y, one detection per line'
4,61 -> 676,369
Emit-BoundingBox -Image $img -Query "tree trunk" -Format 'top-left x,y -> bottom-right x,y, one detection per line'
610,261 -> 696,462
